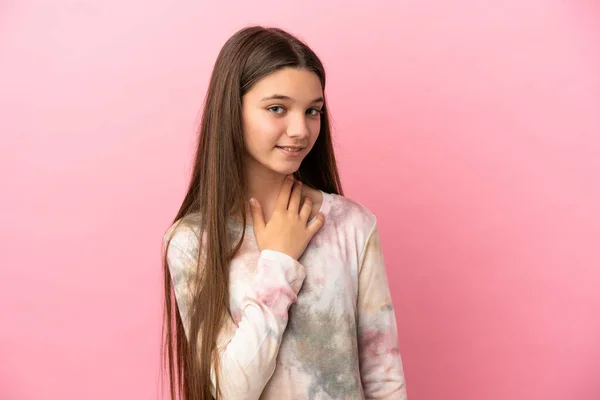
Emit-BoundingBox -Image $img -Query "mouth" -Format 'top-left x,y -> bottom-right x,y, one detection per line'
275,145 -> 306,157
275,146 -> 305,153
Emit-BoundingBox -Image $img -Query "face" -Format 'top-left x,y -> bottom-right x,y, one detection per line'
241,67 -> 324,178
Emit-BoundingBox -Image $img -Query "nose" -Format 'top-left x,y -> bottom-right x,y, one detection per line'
286,114 -> 311,139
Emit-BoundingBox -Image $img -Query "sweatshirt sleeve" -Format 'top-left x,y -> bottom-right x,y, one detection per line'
165,226 -> 306,399
357,221 -> 408,399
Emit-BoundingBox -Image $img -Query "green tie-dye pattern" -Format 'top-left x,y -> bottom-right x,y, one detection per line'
288,305 -> 361,398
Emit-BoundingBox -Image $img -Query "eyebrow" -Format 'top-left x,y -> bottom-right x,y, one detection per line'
260,94 -> 324,103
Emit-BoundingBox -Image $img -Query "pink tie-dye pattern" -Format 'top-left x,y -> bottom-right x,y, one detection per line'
165,191 -> 407,399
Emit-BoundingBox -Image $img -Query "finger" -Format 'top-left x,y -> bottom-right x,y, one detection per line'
288,181 -> 302,213
299,195 -> 312,221
249,198 -> 266,231
276,175 -> 295,210
306,212 -> 325,235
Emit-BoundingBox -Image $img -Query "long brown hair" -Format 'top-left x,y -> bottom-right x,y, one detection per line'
161,25 -> 344,400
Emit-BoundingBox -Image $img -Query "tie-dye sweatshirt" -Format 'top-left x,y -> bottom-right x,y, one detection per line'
164,191 -> 407,399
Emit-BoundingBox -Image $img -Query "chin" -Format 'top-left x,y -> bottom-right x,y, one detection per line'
273,166 -> 299,176
268,162 -> 301,176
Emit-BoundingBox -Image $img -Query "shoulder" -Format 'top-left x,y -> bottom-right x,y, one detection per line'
323,192 -> 378,238
163,212 -> 204,262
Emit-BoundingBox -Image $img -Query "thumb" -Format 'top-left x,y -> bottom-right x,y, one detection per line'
307,212 -> 325,236
249,198 -> 266,232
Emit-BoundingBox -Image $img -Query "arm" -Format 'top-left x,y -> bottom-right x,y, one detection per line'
357,221 -> 408,399
166,227 -> 305,399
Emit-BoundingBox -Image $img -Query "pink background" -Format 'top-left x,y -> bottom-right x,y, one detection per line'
1,1 -> 599,399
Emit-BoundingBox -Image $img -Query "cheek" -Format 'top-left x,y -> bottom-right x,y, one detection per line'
308,119 -> 321,143
259,121 -> 286,146
244,114 -> 282,147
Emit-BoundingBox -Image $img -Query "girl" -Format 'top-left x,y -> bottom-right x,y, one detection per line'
162,26 -> 407,400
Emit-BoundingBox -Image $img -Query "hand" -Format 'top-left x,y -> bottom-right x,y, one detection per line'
250,175 -> 325,260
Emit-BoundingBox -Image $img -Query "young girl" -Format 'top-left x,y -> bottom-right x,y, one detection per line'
162,26 -> 407,400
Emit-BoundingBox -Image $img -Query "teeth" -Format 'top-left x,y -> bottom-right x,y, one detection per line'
280,147 -> 301,152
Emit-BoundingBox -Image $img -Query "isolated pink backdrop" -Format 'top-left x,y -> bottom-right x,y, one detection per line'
1,1 -> 599,399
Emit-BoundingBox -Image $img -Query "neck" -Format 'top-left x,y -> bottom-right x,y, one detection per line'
243,161 -> 291,225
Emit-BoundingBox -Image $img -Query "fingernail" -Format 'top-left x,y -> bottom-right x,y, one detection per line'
249,198 -> 256,206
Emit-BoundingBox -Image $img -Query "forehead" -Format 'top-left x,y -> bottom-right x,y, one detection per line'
245,67 -> 323,101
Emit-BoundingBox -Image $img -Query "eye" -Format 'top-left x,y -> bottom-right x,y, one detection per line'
268,106 -> 285,114
307,108 -> 323,117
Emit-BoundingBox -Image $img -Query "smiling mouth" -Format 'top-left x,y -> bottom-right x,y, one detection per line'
275,146 -> 304,152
